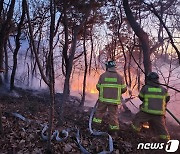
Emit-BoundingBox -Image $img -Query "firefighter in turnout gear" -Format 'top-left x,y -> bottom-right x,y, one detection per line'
93,60 -> 127,134
131,72 -> 170,141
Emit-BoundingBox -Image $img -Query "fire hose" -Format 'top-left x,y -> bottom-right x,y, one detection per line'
9,102 -> 114,154
88,101 -> 114,153
7,98 -> 179,153
123,96 -> 180,125
42,101 -> 114,154
166,109 -> 180,125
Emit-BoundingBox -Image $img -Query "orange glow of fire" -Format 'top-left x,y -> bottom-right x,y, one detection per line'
70,70 -> 139,95
70,73 -> 100,94
90,89 -> 98,94
142,122 -> 150,129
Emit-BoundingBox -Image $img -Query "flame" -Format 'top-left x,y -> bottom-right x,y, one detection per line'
142,122 -> 149,129
90,89 -> 98,94
69,70 -> 139,96
70,72 -> 100,94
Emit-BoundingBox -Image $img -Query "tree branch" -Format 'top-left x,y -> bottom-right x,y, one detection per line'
123,0 -> 152,77
24,0 -> 49,86
145,2 -> 180,64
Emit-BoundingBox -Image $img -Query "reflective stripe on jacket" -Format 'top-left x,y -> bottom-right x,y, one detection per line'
96,68 -> 127,105
139,85 -> 170,115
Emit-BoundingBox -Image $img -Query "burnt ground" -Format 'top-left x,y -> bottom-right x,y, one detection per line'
0,87 -> 179,154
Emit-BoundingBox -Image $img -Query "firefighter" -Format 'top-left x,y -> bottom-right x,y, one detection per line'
131,72 -> 170,141
93,60 -> 127,134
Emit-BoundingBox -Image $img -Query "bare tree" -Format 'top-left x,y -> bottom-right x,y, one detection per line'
24,0 -> 49,86
80,22 -> 88,106
24,0 -> 56,152
89,30 -> 94,75
0,110 -> 3,135
46,0 -> 56,151
143,1 -> 180,64
0,0 -> 16,85
123,0 -> 152,80
10,0 -> 26,90
57,0 -> 98,125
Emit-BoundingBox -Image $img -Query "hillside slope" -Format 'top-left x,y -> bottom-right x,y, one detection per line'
0,87 -> 179,154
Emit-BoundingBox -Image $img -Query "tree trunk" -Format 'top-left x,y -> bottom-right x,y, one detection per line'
24,0 -> 49,86
10,0 -> 26,90
58,2 -> 93,125
119,39 -> 128,86
4,44 -> 8,83
123,0 -> 152,81
47,0 -> 55,152
0,0 -> 4,14
80,24 -> 88,107
137,49 -> 142,91
128,49 -> 132,87
59,30 -> 79,124
0,110 -> 3,135
0,0 -> 15,86
61,4 -> 70,96
89,31 -> 93,75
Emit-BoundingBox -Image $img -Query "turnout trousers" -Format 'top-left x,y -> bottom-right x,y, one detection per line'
93,101 -> 119,131
131,111 -> 170,140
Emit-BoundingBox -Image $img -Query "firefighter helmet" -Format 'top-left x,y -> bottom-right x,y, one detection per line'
105,60 -> 116,68
147,72 -> 159,80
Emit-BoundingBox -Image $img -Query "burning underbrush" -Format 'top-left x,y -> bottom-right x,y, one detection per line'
0,87 -> 179,154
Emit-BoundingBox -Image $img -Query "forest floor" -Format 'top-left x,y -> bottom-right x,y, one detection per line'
0,87 -> 179,154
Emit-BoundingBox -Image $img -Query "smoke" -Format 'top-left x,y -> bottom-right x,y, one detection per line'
5,37 -> 180,136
